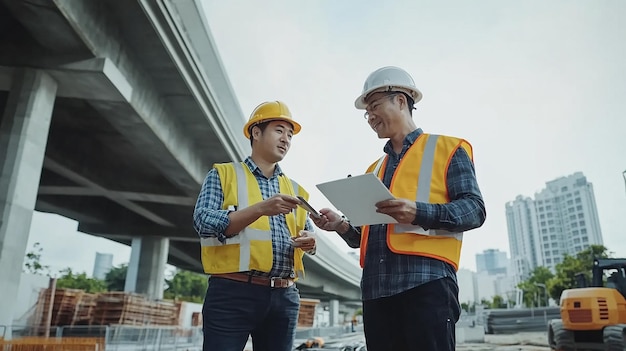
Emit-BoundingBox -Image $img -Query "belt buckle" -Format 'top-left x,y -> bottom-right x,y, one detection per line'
270,277 -> 283,288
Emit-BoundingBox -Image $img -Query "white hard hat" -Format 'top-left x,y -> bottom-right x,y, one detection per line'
354,66 -> 423,110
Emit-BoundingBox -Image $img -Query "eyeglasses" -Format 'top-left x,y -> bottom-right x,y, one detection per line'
363,93 -> 398,120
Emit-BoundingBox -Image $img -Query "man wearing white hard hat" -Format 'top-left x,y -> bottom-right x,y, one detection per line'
193,101 -> 317,351
312,67 -> 486,351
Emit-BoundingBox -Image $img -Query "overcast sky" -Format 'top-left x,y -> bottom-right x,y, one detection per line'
29,0 -> 626,275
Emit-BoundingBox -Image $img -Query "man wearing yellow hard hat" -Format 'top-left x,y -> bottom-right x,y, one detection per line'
311,67 -> 486,351
193,101 -> 316,351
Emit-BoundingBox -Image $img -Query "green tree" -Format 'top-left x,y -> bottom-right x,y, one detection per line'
461,302 -> 470,313
491,295 -> 505,309
56,268 -> 107,293
105,264 -> 128,291
547,245 -> 610,301
506,298 -> 516,309
23,242 -> 50,276
518,266 -> 554,307
479,298 -> 491,309
164,269 -> 208,303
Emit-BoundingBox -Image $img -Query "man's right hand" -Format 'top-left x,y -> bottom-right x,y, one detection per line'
257,194 -> 300,216
311,208 -> 344,232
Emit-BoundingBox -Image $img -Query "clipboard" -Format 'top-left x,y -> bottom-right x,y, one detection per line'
316,173 -> 397,226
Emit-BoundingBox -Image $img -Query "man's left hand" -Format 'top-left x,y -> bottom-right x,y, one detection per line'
292,230 -> 316,252
375,198 -> 417,224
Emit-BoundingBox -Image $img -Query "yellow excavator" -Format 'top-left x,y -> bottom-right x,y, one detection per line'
548,258 -> 626,350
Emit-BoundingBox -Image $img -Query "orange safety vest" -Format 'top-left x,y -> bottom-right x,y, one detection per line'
360,133 -> 473,271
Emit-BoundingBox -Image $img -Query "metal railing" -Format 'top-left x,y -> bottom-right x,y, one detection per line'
1,325 -> 203,351
105,325 -> 202,351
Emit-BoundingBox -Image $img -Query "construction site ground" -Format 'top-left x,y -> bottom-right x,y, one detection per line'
460,332 -> 550,350
284,331 -> 551,351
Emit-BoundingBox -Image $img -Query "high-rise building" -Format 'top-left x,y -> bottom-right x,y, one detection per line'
506,195 -> 540,283
457,268 -> 477,305
476,249 -> 508,275
93,252 -> 113,280
505,172 -> 603,283
535,172 -> 603,268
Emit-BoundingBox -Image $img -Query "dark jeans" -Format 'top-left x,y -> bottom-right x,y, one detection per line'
202,277 -> 300,351
363,277 -> 460,351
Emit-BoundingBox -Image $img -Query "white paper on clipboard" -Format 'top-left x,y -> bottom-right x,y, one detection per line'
316,173 -> 398,226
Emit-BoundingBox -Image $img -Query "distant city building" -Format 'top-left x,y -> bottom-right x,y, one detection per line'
93,252 -> 113,280
506,172 -> 603,283
457,268 -> 477,305
494,275 -> 518,307
476,249 -> 508,275
458,266 -> 516,306
475,272 -> 498,302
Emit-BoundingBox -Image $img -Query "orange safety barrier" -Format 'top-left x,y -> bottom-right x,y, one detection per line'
0,337 -> 104,351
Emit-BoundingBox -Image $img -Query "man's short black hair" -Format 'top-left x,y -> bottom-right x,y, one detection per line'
398,92 -> 415,116
249,121 -> 270,146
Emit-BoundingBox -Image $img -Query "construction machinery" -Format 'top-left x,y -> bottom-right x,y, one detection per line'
548,258 -> 626,350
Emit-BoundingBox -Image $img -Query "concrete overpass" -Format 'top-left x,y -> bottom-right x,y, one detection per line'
0,0 -> 361,331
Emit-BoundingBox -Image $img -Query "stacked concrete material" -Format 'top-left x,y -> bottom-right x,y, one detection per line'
483,307 -> 560,334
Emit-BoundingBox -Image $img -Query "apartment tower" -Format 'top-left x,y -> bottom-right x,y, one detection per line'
505,172 -> 603,282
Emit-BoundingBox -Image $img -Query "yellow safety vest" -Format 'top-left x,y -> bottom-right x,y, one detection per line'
200,162 -> 309,277
360,133 -> 473,271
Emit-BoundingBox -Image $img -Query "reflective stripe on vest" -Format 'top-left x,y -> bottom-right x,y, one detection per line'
200,162 -> 308,275
199,163 -> 269,272
372,156 -> 385,178
390,135 -> 463,241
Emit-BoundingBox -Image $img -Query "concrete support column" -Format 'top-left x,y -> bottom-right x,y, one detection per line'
329,299 -> 340,327
124,238 -> 142,293
125,236 -> 169,300
0,69 -> 57,334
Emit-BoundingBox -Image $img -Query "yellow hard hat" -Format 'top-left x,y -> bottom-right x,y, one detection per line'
243,101 -> 301,138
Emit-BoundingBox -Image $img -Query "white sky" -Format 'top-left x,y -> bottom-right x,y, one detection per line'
28,0 -> 626,274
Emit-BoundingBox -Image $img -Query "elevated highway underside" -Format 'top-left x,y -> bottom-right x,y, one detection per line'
0,0 -> 244,271
0,0 -> 360,303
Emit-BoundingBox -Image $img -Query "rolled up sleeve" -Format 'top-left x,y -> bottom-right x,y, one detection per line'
193,169 -> 231,242
338,225 -> 362,249
412,147 -> 486,232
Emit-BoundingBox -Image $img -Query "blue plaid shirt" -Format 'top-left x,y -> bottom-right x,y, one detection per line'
339,128 -> 486,300
193,157 -> 314,279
